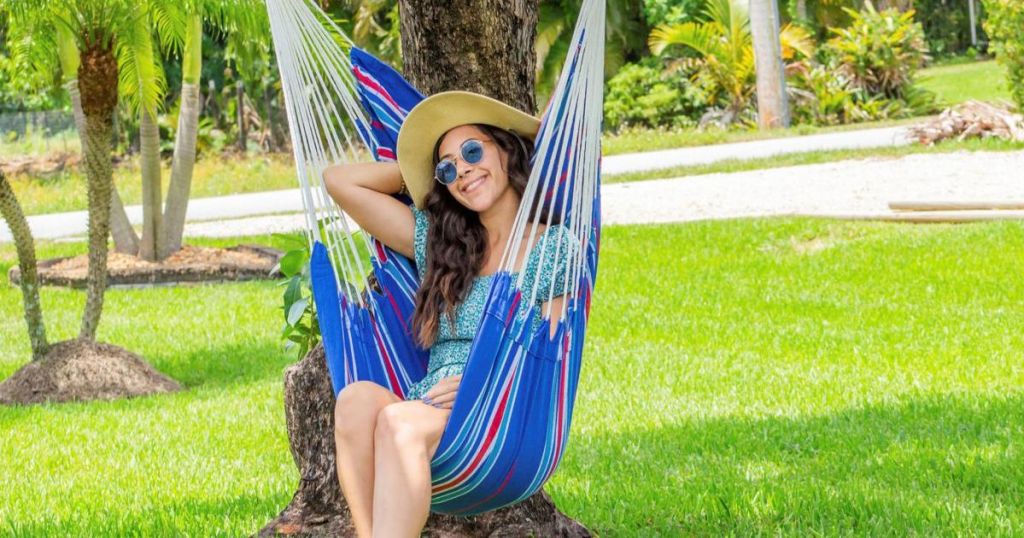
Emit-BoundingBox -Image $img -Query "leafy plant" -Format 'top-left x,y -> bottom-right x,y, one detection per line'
826,4 -> 930,99
603,62 -> 703,131
648,0 -> 814,125
983,0 -> 1024,111
274,234 -> 319,360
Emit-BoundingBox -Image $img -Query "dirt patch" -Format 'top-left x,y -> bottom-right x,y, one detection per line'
7,244 -> 283,288
0,338 -> 181,405
0,153 -> 81,177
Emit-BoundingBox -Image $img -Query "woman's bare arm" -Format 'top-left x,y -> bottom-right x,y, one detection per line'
322,162 -> 415,258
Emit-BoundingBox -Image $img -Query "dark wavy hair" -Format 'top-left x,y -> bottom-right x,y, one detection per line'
411,124 -> 535,347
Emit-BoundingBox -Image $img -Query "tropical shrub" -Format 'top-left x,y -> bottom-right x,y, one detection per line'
788,5 -> 937,125
825,5 -> 930,99
983,0 -> 1024,111
648,0 -> 814,126
603,62 -> 704,131
642,0 -> 704,26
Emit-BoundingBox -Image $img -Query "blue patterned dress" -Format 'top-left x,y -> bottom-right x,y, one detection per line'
404,207 -> 577,401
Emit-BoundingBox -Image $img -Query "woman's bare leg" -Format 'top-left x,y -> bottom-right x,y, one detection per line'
371,401 -> 451,537
334,381 -> 401,538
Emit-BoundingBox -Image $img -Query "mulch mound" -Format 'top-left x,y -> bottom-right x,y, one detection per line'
7,244 -> 283,288
0,338 -> 181,406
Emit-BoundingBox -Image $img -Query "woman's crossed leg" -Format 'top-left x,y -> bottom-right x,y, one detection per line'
334,381 -> 451,538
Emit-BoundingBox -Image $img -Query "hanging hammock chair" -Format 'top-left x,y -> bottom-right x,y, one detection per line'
266,0 -> 604,516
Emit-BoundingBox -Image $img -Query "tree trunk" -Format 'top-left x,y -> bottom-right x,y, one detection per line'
397,0 -> 539,114
749,0 -> 790,129
138,108 -> 162,261
160,14 -> 203,260
77,42 -> 119,342
0,171 -> 49,360
258,345 -> 591,537
64,78 -> 138,255
236,81 -> 247,153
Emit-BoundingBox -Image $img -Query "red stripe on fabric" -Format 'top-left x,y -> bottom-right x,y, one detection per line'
433,376 -> 514,493
374,240 -> 388,262
353,67 -> 402,110
377,148 -> 396,159
369,315 -> 403,398
450,463 -> 517,515
505,291 -> 522,325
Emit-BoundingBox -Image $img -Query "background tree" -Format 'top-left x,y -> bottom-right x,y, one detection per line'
749,0 -> 790,128
1,0 -> 180,405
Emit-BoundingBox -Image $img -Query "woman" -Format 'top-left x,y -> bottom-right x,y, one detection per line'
323,91 -> 576,537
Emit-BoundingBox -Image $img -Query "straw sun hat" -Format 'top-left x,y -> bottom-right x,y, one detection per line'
396,91 -> 541,208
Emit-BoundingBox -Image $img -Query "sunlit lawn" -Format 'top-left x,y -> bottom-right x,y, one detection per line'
918,60 -> 1012,107
2,218 -> 1022,535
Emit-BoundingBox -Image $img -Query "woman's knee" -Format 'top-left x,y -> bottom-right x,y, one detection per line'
375,402 -> 448,452
334,381 -> 391,439
375,402 -> 424,448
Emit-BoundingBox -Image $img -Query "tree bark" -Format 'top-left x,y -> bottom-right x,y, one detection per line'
237,81 -> 248,153
159,82 -> 201,259
0,171 -> 49,360
749,0 -> 790,129
258,345 -> 591,537
77,42 -> 119,342
397,0 -> 539,114
65,79 -> 139,255
138,108 -> 163,261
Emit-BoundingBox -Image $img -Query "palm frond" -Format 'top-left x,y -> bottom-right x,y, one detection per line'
117,10 -> 166,117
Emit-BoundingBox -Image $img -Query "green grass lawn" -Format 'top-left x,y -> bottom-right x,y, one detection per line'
918,60 -> 1012,107
2,219 -> 1023,535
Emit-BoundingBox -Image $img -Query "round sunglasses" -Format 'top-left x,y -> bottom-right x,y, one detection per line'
434,138 -> 488,185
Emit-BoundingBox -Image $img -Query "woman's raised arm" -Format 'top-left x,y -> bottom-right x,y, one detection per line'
322,162 -> 416,258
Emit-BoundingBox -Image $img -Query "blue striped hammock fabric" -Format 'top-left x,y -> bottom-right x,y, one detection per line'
267,0 -> 604,515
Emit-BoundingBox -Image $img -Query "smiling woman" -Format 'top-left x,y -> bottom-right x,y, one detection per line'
321,91 -> 577,537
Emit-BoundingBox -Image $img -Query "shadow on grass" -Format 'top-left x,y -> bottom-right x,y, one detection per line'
558,393 -> 1024,536
3,492 -> 290,537
150,340 -> 295,392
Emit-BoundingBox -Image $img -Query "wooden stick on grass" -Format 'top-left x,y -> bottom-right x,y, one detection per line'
889,201 -> 1024,212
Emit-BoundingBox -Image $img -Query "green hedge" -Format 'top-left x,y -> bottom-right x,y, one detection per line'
983,0 -> 1024,110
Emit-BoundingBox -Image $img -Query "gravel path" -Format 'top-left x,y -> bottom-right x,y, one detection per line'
6,149 -> 1023,243
180,150 -> 1023,237
601,150 -> 1024,225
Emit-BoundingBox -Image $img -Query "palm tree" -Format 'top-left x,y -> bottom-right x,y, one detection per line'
0,171 -> 49,360
649,0 -> 812,123
159,0 -> 270,259
7,0 -> 158,338
749,0 -> 789,128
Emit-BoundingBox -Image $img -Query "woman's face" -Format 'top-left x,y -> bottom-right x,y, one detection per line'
436,125 -> 513,213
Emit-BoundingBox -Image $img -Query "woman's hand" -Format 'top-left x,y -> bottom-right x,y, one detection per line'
422,375 -> 462,410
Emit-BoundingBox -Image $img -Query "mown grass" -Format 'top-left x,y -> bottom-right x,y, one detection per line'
2,219 -> 1023,535
918,60 -> 1013,107
604,137 -> 1024,184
